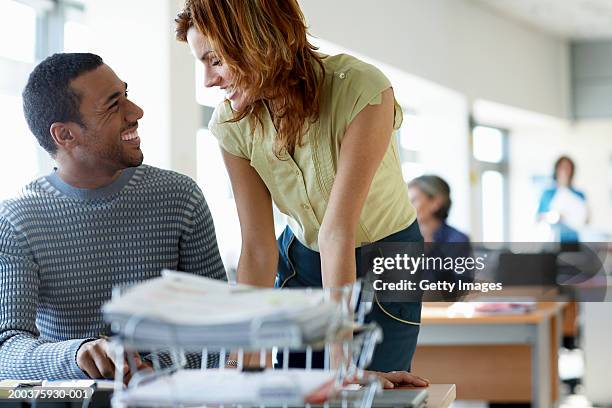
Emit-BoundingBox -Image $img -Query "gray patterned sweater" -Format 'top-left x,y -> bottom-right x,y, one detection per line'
0,165 -> 226,380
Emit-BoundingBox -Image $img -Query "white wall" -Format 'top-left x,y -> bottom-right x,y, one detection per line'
299,0 -> 570,119
559,121 -> 612,238
84,0 -> 199,178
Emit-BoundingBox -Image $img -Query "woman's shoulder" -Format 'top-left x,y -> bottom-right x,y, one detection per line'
321,53 -> 390,89
208,100 -> 253,159
436,222 -> 470,244
570,187 -> 586,200
209,100 -> 237,128
320,53 -> 396,126
321,53 -> 380,73
540,187 -> 557,199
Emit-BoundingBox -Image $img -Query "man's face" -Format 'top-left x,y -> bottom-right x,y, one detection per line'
69,64 -> 144,170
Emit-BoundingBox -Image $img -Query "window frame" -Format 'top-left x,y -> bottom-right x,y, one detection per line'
0,0 -> 86,191
469,118 -> 510,242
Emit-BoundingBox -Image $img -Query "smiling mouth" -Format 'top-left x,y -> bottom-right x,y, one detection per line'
121,127 -> 140,147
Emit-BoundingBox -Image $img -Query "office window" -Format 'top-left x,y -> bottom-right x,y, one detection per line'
64,22 -> 89,52
398,111 -> 426,182
472,125 -> 504,163
0,93 -> 40,200
196,128 -> 242,276
0,0 -> 85,200
63,4 -> 89,52
0,1 -> 37,63
481,170 -> 505,241
0,0 -> 40,200
196,128 -> 233,202
471,124 -> 509,242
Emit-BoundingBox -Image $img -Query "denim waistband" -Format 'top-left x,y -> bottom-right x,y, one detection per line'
276,221 -> 423,288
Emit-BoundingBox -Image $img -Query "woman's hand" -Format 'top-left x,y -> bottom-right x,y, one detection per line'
304,371 -> 429,405
363,370 -> 429,389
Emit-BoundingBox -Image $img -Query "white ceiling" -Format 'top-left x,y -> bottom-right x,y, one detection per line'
475,0 -> 612,40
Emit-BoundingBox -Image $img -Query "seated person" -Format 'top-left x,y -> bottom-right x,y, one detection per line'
408,175 -> 471,300
0,53 -> 226,381
408,175 -> 469,243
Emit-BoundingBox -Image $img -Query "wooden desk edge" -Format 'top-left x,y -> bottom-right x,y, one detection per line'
421,301 -> 566,324
397,384 -> 456,408
438,383 -> 457,408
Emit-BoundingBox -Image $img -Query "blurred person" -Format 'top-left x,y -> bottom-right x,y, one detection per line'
408,175 -> 469,244
175,0 -> 428,387
0,53 -> 226,381
408,175 -> 471,301
537,156 -> 588,243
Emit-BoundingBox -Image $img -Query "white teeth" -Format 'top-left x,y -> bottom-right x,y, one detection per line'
121,130 -> 138,141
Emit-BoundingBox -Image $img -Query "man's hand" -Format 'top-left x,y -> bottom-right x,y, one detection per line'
76,338 -> 151,383
365,370 -> 429,389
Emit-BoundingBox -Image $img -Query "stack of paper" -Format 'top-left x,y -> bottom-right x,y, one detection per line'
117,369 -> 335,406
474,301 -> 536,314
103,270 -> 343,349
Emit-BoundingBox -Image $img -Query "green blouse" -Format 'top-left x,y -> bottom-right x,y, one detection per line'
209,53 -> 417,251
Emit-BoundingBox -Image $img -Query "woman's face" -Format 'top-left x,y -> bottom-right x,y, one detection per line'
408,186 -> 439,224
187,27 -> 249,112
555,159 -> 572,187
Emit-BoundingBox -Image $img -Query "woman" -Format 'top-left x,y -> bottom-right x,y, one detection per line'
175,0 -> 427,387
537,156 -> 588,243
408,175 -> 471,301
407,175 -> 469,244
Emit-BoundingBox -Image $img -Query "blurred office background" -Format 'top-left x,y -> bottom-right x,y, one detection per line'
2,0 -> 612,248
1,0 -> 611,406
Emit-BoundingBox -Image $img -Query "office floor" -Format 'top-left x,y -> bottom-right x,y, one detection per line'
451,348 -> 594,408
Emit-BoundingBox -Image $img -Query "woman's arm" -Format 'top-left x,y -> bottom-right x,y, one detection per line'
221,150 -> 278,287
318,88 -> 395,289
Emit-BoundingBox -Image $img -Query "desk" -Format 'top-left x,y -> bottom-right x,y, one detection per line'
423,384 -> 456,408
412,302 -> 564,408
1,385 -> 456,408
395,384 -> 456,408
380,384 -> 456,408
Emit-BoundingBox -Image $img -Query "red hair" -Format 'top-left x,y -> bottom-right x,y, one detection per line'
176,0 -> 324,156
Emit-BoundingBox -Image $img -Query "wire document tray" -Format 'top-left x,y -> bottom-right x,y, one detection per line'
103,272 -> 383,408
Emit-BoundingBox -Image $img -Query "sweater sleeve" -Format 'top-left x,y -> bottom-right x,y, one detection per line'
0,213 -> 92,380
177,183 -> 227,282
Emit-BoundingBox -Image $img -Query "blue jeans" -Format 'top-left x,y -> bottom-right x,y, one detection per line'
275,221 -> 423,372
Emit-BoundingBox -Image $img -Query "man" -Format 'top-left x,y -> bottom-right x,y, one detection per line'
0,53 -> 226,380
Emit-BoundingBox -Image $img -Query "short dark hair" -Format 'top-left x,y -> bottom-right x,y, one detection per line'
553,155 -> 575,184
22,53 -> 104,155
408,175 -> 452,221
